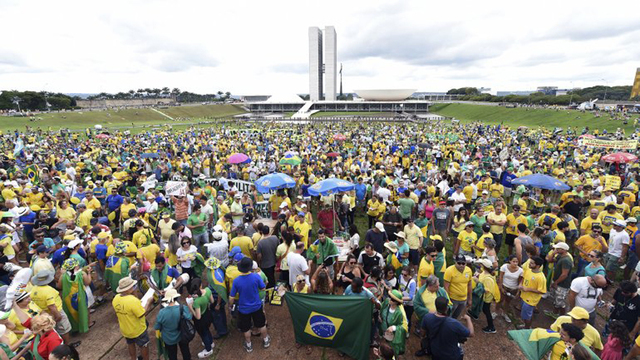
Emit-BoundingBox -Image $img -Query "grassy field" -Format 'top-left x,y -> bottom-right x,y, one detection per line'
0,104 -> 245,132
430,103 -> 639,132
310,111 -> 395,118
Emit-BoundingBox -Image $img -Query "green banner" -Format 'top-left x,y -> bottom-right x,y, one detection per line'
284,292 -> 372,360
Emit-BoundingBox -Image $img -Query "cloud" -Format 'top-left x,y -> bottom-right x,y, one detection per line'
270,63 -> 308,74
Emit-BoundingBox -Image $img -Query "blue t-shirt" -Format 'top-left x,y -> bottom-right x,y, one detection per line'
95,244 -> 109,261
501,172 -> 517,189
422,313 -> 470,360
343,285 -> 375,299
106,194 -> 124,212
19,212 -> 37,234
355,184 -> 367,200
230,273 -> 265,314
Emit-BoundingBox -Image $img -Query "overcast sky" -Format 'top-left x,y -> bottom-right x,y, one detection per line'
1,0 -> 639,95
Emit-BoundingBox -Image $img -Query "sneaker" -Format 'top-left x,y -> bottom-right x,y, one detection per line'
263,335 -> 271,348
503,314 -> 512,323
491,312 -> 498,319
244,341 -> 253,353
198,349 -> 214,358
466,310 -> 479,320
482,327 -> 497,334
541,293 -> 549,299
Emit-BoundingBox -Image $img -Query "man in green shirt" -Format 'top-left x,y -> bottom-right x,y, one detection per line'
470,206 -> 487,237
187,204 -> 208,247
307,229 -> 339,277
398,190 -> 415,223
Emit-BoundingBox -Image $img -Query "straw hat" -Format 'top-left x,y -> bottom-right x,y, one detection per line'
116,277 -> 137,293
384,242 -> 398,252
162,288 -> 180,302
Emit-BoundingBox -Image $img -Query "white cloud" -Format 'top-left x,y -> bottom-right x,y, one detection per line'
0,0 -> 638,95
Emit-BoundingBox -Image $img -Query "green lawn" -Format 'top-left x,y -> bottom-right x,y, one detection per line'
430,103 -> 639,132
311,111 -> 396,118
0,104 -> 246,132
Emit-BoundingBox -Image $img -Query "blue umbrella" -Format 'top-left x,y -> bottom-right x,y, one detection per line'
511,174 -> 570,191
308,178 -> 355,196
140,152 -> 159,159
254,173 -> 296,194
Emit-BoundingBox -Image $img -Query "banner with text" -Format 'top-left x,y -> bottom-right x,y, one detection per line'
165,181 -> 188,196
581,138 -> 638,150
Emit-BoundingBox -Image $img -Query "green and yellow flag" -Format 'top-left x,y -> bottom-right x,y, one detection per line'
26,165 -> 39,185
284,293 -> 372,360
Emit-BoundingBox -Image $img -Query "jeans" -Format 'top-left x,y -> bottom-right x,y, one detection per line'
165,341 -> 191,360
493,233 -> 504,254
482,302 -> 494,330
405,305 -> 414,332
575,257 -> 590,278
194,314 -> 214,351
261,266 -> 276,289
193,232 -> 208,247
210,300 -> 228,336
451,300 -> 467,319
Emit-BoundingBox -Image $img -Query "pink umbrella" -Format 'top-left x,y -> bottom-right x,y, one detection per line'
579,134 -> 595,139
333,134 -> 347,141
601,152 -> 638,163
96,133 -> 110,139
227,153 -> 250,164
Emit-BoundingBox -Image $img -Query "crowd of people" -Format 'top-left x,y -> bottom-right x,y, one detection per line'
2,121 -> 640,360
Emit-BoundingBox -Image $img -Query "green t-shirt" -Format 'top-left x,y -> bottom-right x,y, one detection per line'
470,214 -> 486,237
187,213 -> 207,235
553,255 -> 573,288
398,198 -> 415,220
193,287 -> 211,315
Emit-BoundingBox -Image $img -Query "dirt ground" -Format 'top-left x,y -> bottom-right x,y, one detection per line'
76,283 -> 614,360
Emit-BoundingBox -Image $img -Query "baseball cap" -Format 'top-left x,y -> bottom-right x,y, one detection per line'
454,254 -> 467,263
228,246 -> 242,258
552,242 -> 570,251
375,222 -> 385,232
566,306 -> 589,320
613,219 -> 627,227
465,221 -> 474,227
297,212 -> 305,217
627,218 -> 638,223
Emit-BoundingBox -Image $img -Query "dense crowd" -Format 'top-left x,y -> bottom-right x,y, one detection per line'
1,121 -> 640,360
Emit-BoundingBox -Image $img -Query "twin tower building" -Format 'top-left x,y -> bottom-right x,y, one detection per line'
309,26 -> 337,101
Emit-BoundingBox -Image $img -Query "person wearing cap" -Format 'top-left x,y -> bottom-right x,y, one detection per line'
30,269 -> 76,346
550,306 -> 604,355
1,181 -> 19,206
546,242 -> 574,316
228,257 -> 270,353
8,290 -> 41,336
606,219 -> 631,282
392,231 -> 410,267
229,194 -> 244,227
154,288 -> 193,360
455,221 -> 477,258
443,254 -> 473,319
293,212 -> 311,249
380,289 -> 408,356
475,258 -> 500,334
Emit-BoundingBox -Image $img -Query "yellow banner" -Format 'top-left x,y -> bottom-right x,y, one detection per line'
581,138 -> 638,150
604,175 -> 621,190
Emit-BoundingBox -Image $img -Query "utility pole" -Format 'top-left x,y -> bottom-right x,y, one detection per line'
339,63 -> 343,99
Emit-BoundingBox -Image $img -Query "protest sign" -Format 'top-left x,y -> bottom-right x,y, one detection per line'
581,138 -> 638,150
165,181 -> 187,196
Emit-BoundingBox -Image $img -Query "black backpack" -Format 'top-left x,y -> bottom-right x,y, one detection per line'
179,305 -> 196,343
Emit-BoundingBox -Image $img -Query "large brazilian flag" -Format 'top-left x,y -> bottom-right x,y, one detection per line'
284,293 -> 372,360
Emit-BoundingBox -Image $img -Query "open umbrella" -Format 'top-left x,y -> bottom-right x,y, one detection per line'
333,133 -> 347,141
254,173 -> 296,194
279,155 -> 302,166
308,178 -> 355,196
326,152 -> 339,158
511,174 -> 570,191
227,153 -> 251,164
96,133 -> 110,139
601,152 -> 638,163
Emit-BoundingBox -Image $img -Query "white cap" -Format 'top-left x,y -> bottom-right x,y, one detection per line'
614,219 -> 627,228
627,218 -> 638,223
279,201 -> 288,209
552,242 -> 570,251
375,222 -> 385,232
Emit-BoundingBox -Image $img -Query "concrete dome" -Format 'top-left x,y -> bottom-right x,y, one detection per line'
354,89 -> 416,101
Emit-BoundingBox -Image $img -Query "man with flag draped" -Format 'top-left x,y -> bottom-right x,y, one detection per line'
204,257 -> 229,338
148,257 -> 182,295
58,258 -> 93,333
25,164 -> 40,185
306,229 -> 338,276
105,242 -> 131,292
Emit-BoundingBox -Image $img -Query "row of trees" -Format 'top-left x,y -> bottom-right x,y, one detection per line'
0,89 -> 234,111
445,86 -> 639,104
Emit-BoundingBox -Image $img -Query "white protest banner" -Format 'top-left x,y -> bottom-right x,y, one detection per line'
581,138 -> 638,150
165,181 -> 187,196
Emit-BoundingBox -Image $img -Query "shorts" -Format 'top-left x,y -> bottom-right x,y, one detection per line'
125,331 -> 150,347
504,234 -> 517,247
604,253 -> 621,273
409,249 -> 421,265
549,286 -> 569,309
55,311 -> 73,335
238,306 -> 266,333
520,301 -> 535,320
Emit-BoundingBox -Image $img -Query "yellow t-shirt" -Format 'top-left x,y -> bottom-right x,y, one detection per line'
1,235 -> 15,257
443,265 -> 472,301
76,210 -> 93,230
487,212 -> 506,235
112,294 -> 147,338
505,213 -> 527,235
30,285 -> 63,312
520,270 -> 547,306
457,230 -> 477,253
84,197 -> 102,211
575,235 -> 605,260
420,289 -> 438,313
417,258 -> 434,283
56,207 -> 76,221
229,236 -> 253,257
598,211 -> 624,234
9,302 -> 41,333
293,221 -> 312,248
475,233 -> 493,258
580,217 -> 601,234
132,229 -> 154,248
164,247 -> 178,267
550,316 -> 603,350
138,244 -> 160,265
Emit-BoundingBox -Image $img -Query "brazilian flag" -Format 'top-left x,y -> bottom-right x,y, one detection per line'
26,165 -> 39,185
284,293 -> 372,360
206,267 -> 228,302
507,328 -> 600,360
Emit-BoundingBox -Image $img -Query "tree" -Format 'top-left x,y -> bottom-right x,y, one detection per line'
161,87 -> 170,97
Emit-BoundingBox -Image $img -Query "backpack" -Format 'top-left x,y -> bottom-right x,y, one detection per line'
179,305 -> 196,343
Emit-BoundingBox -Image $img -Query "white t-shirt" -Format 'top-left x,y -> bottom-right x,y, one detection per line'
376,188 -> 391,203
570,277 -> 602,313
287,252 -> 309,287
450,192 -> 467,212
499,264 -> 523,289
608,229 -> 630,258
350,233 -> 360,250
176,245 -> 197,268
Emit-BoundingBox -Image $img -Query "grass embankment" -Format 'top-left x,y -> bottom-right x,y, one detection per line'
430,103 -> 638,132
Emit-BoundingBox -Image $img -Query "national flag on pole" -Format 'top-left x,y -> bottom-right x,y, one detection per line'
284,293 -> 372,360
26,165 -> 39,185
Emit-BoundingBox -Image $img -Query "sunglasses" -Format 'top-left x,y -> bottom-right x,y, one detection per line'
429,253 -> 437,257
349,262 -> 356,265
182,242 -> 190,245
588,254 -> 598,258
456,261 -> 466,265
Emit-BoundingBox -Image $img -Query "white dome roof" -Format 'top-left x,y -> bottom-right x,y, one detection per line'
354,89 -> 416,101
263,94 -> 305,103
